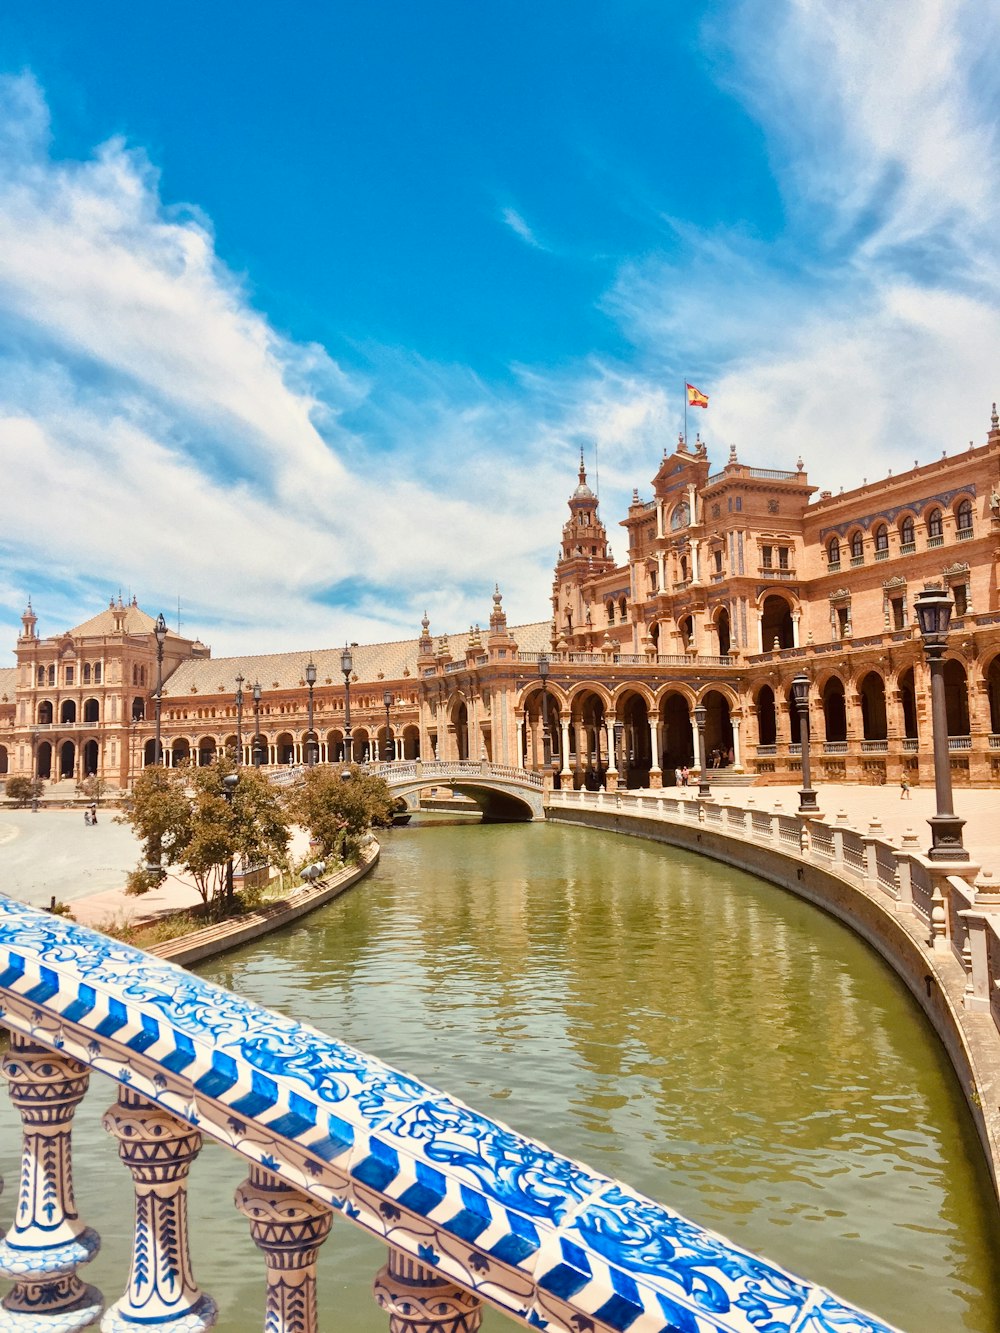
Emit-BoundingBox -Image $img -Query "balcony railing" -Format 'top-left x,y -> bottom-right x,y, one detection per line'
823,741 -> 849,753
927,534 -> 944,548
759,568 -> 796,580
957,526 -> 975,540
850,554 -> 865,567
903,737 -> 919,751
900,541 -> 916,554
875,548 -> 889,561
861,739 -> 889,752
948,735 -> 972,750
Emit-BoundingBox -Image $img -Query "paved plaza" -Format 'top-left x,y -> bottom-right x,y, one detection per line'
0,783 -> 995,933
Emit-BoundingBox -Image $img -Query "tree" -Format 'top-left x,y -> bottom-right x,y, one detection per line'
77,775 -> 109,805
118,759 -> 291,913
5,776 -> 44,807
286,765 -> 395,862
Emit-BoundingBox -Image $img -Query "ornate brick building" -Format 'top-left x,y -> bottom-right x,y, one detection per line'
4,405 -> 1000,792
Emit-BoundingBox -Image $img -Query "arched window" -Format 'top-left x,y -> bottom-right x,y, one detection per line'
874,524 -> 889,553
94,662 -> 102,684
619,596 -> 627,619
956,498 -> 973,533
900,515 -> 915,548
850,531 -> 864,561
36,666 -> 44,685
82,663 -> 91,684
670,501 -> 690,531
606,600 -> 615,625
927,508 -> 943,543
827,537 -> 840,568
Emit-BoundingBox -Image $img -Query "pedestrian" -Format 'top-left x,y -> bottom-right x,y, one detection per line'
89,803 -> 98,825
681,764 -> 690,787
83,808 -> 91,826
900,775 -> 911,800
674,766 -> 683,788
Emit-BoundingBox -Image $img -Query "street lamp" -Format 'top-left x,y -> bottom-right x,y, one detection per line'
305,660 -> 318,766
222,771 -> 238,905
341,645 -> 354,764
790,672 -> 819,813
235,674 -> 244,766
693,704 -> 711,796
915,586 -> 968,861
538,655 -> 551,768
252,681 -> 264,767
153,612 -> 167,765
383,689 -> 394,763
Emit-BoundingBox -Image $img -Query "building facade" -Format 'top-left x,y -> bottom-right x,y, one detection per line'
4,406 -> 1000,792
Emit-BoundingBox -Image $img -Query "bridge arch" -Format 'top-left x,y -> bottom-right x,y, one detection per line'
380,763 -> 543,822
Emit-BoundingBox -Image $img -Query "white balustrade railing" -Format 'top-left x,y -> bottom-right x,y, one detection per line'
0,898 -> 899,1333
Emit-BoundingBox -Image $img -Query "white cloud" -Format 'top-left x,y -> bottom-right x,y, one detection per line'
501,205 -> 546,250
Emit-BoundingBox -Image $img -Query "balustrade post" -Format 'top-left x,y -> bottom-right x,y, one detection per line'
101,1087 -> 216,1331
894,831 -> 920,909
373,1247 -> 481,1332
863,818 -> 884,893
235,1166 -> 332,1333
0,1034 -> 103,1329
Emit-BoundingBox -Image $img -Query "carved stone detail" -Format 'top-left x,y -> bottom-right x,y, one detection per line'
0,1033 -> 103,1330
101,1088 -> 216,1331
373,1249 -> 482,1332
234,1166 -> 332,1333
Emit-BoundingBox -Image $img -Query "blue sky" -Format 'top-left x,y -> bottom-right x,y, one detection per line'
1,2 -> 998,654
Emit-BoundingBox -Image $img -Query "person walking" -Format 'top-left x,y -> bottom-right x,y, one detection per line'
900,775 -> 911,799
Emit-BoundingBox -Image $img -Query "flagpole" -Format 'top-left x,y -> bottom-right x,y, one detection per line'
683,381 -> 688,447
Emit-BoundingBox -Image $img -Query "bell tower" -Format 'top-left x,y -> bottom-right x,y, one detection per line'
551,453 -> 614,644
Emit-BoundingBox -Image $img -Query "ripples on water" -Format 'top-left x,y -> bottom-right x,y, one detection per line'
1,819 -> 997,1330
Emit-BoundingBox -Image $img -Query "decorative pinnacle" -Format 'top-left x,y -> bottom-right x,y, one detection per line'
992,402 -> 999,431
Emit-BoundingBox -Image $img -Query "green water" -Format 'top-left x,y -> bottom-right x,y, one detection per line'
4,818 -> 1000,1329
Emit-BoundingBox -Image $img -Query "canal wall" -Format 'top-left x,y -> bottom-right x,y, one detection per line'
546,788 -> 1000,1204
150,840 -> 380,967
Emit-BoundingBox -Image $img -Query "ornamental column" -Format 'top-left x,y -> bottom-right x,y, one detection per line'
102,1088 -> 216,1331
373,1248 -> 481,1332
235,1166 -> 333,1333
0,1034 -> 103,1330
648,716 -> 662,787
560,715 -> 572,778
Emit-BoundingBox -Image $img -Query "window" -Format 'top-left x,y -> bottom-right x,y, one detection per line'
890,596 -> 905,631
64,665 -> 74,685
36,666 -> 44,685
735,497 -> 743,512
607,601 -> 615,624
761,545 -> 773,568
953,582 -> 968,617
874,524 -> 889,552
850,531 -> 864,564
900,515 -> 915,550
827,537 -> 841,568
94,663 -> 102,684
778,546 -> 789,569
47,665 -> 55,686
714,550 -> 723,574
836,606 -> 851,637
956,498 -> 973,534
927,508 -> 943,545
619,596 -> 627,619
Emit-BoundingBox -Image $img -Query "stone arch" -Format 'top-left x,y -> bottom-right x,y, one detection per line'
986,655 -> 1000,735
755,684 -> 777,746
821,676 -> 847,743
37,699 -> 53,725
760,593 -> 794,650
60,699 -> 76,724
659,690 -> 693,780
131,697 -> 144,721
568,688 -> 608,789
897,666 -> 918,740
783,684 -> 802,745
353,727 -> 371,762
144,739 -> 158,766
715,606 -> 732,656
696,688 -> 734,768
172,738 -> 191,767
858,672 -> 887,740
59,740 -> 75,779
943,659 -> 970,735
401,725 -> 420,760
197,736 -> 217,766
275,731 -> 295,765
82,739 -> 99,777
0,745 -> 7,776
84,697 -> 100,724
521,684 -> 561,771
326,728 -> 345,762
614,688 -> 651,788
223,734 -> 239,759
36,741 -> 52,779
447,695 -> 470,762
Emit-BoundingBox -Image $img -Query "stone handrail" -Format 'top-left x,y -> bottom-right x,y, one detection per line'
0,894 -> 897,1332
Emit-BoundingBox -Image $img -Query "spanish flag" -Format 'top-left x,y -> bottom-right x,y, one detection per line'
686,383 -> 709,408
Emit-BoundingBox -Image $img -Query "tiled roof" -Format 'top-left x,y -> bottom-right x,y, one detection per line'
0,667 -> 16,702
163,621 -> 551,697
66,602 -> 186,642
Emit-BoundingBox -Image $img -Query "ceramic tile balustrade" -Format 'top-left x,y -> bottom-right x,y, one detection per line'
0,895 -> 897,1332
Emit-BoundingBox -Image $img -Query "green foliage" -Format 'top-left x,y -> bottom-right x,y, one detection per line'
77,775 -> 109,804
118,759 -> 291,913
286,765 -> 395,862
5,776 -> 44,806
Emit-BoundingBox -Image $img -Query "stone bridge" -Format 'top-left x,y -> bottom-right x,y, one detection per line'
367,759 -> 545,821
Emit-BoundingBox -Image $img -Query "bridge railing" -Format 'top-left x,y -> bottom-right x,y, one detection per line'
365,759 -> 545,790
0,896 -> 897,1332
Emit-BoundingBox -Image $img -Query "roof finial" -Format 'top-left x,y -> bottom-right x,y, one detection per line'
992,402 -> 999,431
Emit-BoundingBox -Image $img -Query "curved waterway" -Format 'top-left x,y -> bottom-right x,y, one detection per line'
3,817 -> 999,1330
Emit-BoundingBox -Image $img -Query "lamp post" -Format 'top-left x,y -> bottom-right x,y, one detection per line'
915,587 -> 968,861
222,771 -> 238,905
341,645 -> 354,764
383,689 -> 394,763
693,704 -> 711,796
305,660 -> 318,766
791,672 -> 819,813
153,612 -> 167,765
538,655 -> 551,768
252,681 -> 263,767
235,674 -> 244,766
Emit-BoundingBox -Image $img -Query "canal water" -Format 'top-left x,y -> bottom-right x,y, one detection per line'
3,817 -> 1000,1330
